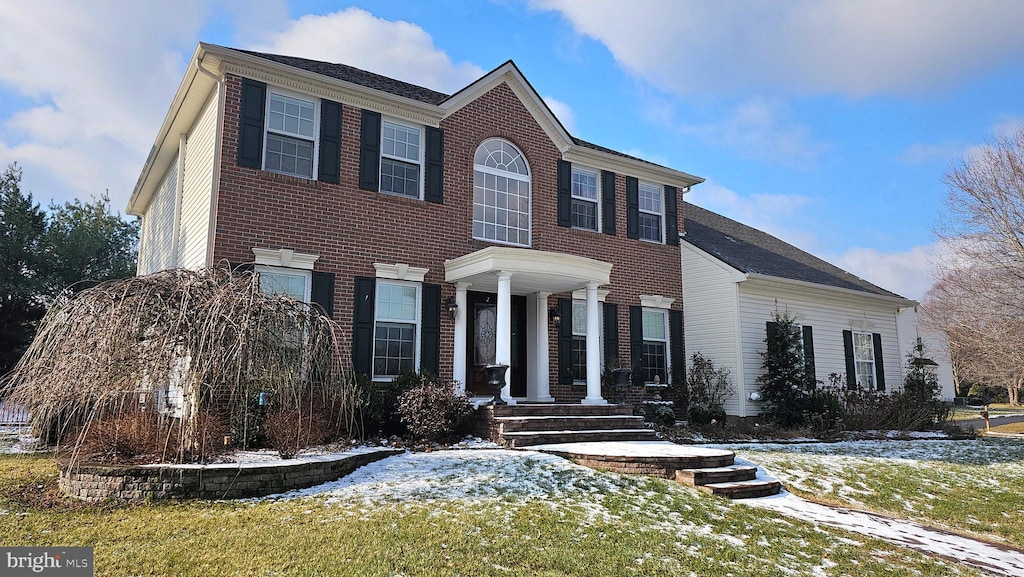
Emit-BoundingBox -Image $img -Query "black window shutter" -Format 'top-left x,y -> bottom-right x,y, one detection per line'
766,321 -> 780,356
670,309 -> 684,387
353,277 -> 376,375
802,325 -> 815,381
420,284 -> 441,376
557,298 -> 574,385
601,170 -> 616,235
626,177 -> 639,239
665,185 -> 679,246
629,305 -> 644,369
424,127 -> 444,204
842,330 -> 857,389
603,302 -> 619,364
229,261 -> 254,275
310,271 -> 335,318
317,100 -> 342,184
557,160 -> 572,227
872,333 -> 886,391
238,78 -> 267,169
358,110 -> 381,191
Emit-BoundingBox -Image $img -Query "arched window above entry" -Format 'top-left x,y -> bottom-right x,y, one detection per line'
473,139 -> 531,246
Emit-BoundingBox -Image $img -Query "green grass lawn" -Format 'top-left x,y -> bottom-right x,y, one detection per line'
950,403 -> 1024,423
729,438 -> 1024,549
0,453 -> 980,576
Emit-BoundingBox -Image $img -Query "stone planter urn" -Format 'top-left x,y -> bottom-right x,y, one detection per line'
484,364 -> 510,405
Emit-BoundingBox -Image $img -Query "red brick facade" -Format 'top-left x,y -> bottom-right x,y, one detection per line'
212,73 -> 684,402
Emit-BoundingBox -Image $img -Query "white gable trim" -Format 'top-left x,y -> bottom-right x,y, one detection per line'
745,273 -> 916,309
440,61 -> 574,152
680,241 -> 747,283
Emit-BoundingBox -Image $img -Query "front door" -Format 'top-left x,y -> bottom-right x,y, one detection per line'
466,291 -> 527,397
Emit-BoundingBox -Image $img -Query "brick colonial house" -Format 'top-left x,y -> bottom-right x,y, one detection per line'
127,43 -> 704,406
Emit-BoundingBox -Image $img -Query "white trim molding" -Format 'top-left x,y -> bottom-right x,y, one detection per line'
640,294 -> 675,309
252,247 -> 319,270
374,262 -> 429,282
572,288 -> 610,302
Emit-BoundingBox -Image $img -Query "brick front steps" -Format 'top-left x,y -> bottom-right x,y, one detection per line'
529,440 -> 782,500
475,403 -> 656,447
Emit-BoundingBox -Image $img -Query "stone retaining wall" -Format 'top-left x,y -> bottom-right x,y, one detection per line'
59,448 -> 402,501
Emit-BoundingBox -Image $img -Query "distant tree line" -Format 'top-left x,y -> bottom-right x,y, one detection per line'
1,163 -> 139,375
925,125 -> 1024,406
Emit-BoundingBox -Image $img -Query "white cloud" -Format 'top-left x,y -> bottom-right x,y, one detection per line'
0,0 -> 218,209
827,244 -> 939,301
899,141 -> 964,165
686,180 -> 819,251
621,148 -> 672,168
533,0 -> 1024,97
542,96 -> 576,134
251,8 -> 484,94
680,98 -> 827,168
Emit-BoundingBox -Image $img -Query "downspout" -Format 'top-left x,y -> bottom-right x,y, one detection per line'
196,54 -> 224,268
172,135 -> 185,266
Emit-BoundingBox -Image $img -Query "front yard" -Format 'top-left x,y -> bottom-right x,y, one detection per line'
722,438 -> 1024,549
0,445 -> 996,576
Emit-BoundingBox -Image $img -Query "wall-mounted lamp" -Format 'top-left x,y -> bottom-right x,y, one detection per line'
549,307 -> 562,329
444,296 -> 458,320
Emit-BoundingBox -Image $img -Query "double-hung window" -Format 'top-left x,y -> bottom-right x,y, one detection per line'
641,308 -> 669,383
637,182 -> 664,243
853,331 -> 876,389
264,91 -> 318,179
373,282 -> 420,379
380,120 -> 422,198
257,267 -> 311,303
571,167 -> 599,231
571,301 -> 589,381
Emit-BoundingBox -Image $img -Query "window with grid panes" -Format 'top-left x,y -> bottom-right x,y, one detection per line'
571,167 -> 599,231
641,309 -> 668,383
637,182 -> 663,243
373,282 -> 419,379
853,331 -> 876,389
264,91 -> 317,179
380,120 -> 422,198
472,139 -> 531,246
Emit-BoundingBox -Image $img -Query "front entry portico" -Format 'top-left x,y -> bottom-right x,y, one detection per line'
445,246 -> 613,405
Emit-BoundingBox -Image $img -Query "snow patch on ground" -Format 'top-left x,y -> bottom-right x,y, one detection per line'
744,491 -> 1024,577
528,440 -> 732,458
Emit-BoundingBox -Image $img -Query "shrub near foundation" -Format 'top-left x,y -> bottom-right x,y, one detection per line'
397,373 -> 472,443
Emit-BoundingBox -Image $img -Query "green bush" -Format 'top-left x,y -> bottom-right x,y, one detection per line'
686,352 -> 732,420
352,372 -> 420,437
652,405 -> 678,426
757,310 -> 815,427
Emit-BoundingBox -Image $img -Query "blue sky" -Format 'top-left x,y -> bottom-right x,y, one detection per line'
2,1 -> 1023,300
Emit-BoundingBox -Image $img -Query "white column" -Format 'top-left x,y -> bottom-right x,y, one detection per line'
495,271 -> 515,405
452,283 -> 470,395
532,292 -> 554,402
582,281 -> 607,405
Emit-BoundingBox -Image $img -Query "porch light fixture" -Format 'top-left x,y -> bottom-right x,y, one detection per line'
549,307 -> 561,329
443,296 -> 458,320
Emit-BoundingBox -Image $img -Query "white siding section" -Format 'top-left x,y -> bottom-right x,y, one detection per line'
680,244 -> 744,415
177,91 -> 218,269
136,159 -> 178,275
898,307 -> 957,400
737,281 -> 904,416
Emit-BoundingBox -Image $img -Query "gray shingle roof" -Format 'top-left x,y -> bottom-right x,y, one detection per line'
235,49 -> 450,105
682,202 -> 906,299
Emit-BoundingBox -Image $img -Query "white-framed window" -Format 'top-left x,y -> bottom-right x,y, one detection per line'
264,90 -> 318,179
641,308 -> 669,383
473,139 -> 531,246
570,301 -> 605,382
853,331 -> 876,389
380,119 -> 423,198
373,281 -> 421,380
571,167 -> 600,232
638,181 -> 664,243
256,266 -> 312,303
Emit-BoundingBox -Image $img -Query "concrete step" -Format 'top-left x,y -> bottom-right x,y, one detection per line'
674,465 -> 758,486
502,428 -> 658,447
495,415 -> 647,433
489,404 -> 635,418
698,480 -> 782,499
